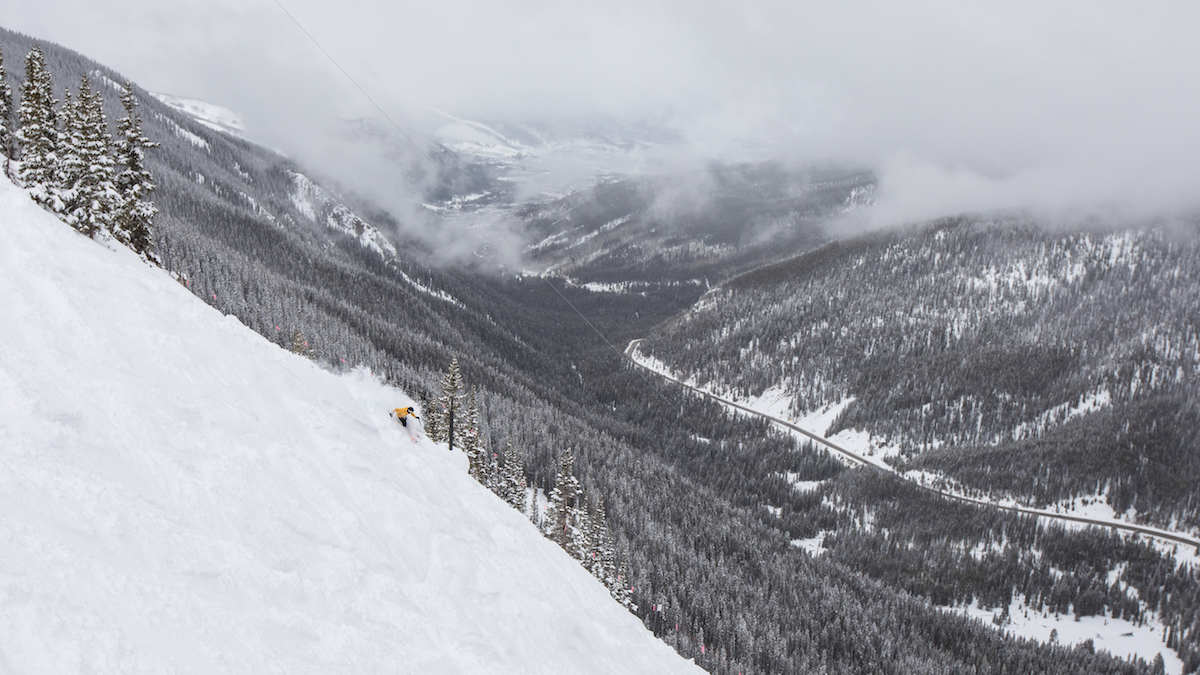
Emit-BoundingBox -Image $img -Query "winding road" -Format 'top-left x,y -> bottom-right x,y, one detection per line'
625,339 -> 1200,551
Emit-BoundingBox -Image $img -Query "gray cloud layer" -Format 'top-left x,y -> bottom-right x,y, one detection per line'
8,0 -> 1200,227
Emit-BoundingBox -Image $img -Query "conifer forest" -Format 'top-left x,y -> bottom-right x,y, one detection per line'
2,22 -> 1198,675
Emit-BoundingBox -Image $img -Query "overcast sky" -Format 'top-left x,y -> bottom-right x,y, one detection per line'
7,0 -> 1200,226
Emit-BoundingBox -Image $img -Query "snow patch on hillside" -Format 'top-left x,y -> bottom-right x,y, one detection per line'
793,397 -> 853,436
0,178 -> 703,675
791,533 -> 832,555
1013,388 -> 1112,441
781,472 -> 826,494
151,110 -> 209,149
396,268 -> 464,308
569,278 -> 702,294
152,93 -> 247,139
952,599 -> 1183,674
698,379 -> 902,468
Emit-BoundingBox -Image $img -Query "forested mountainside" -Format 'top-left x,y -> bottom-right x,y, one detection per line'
4,27 -> 1191,674
519,163 -> 873,285
638,217 -> 1200,670
640,218 -> 1200,534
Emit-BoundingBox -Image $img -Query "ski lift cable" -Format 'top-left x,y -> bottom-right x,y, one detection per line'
270,0 -> 435,167
269,1 -> 771,504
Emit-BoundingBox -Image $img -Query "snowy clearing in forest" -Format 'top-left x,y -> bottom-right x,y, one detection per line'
790,533 -> 831,556
0,179 -> 702,675
781,472 -> 826,494
952,598 -> 1183,674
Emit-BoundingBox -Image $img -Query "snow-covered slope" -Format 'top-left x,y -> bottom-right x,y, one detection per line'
0,178 -> 703,674
151,93 -> 246,138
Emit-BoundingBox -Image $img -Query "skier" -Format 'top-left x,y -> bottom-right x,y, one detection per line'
391,406 -> 422,442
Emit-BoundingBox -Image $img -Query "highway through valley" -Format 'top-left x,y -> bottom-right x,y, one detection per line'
625,339 -> 1200,551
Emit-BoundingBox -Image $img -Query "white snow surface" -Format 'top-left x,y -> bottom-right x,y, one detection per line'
0,179 -> 703,675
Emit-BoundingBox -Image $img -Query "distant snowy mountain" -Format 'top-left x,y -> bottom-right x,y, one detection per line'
429,110 -> 682,196
0,177 -> 704,674
517,164 -> 873,286
152,92 -> 247,139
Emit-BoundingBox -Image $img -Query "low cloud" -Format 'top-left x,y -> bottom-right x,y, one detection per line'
8,0 -> 1200,237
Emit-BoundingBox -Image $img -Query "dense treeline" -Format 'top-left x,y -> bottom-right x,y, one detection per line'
5,27 -> 1184,673
490,361 -> 1164,674
821,471 -> 1200,672
0,40 -> 157,256
638,216 -> 1200,669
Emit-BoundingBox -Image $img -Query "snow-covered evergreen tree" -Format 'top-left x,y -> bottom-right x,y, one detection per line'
570,490 -> 592,566
0,45 -> 14,175
589,496 -> 618,590
420,392 -> 440,443
60,76 -> 118,237
613,553 -> 633,609
463,387 -> 488,483
498,442 -> 527,512
112,82 -> 158,256
529,484 -> 540,528
290,329 -> 314,359
56,89 -> 82,214
546,447 -> 582,550
430,357 -> 465,448
16,46 -> 60,210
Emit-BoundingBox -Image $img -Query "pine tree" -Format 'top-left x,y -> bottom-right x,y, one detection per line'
16,47 -> 60,210
487,448 -> 500,491
613,551 -> 633,608
464,386 -> 488,483
0,45 -> 14,175
571,490 -> 592,565
431,358 -> 465,449
590,496 -> 618,589
529,483 -> 541,528
56,89 -> 82,216
546,447 -> 582,550
60,76 -> 118,237
493,441 -> 513,504
499,442 -> 527,512
290,329 -> 314,359
112,82 -> 159,256
421,391 -> 440,443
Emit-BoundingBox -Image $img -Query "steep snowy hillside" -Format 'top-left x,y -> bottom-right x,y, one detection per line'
0,178 -> 704,674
